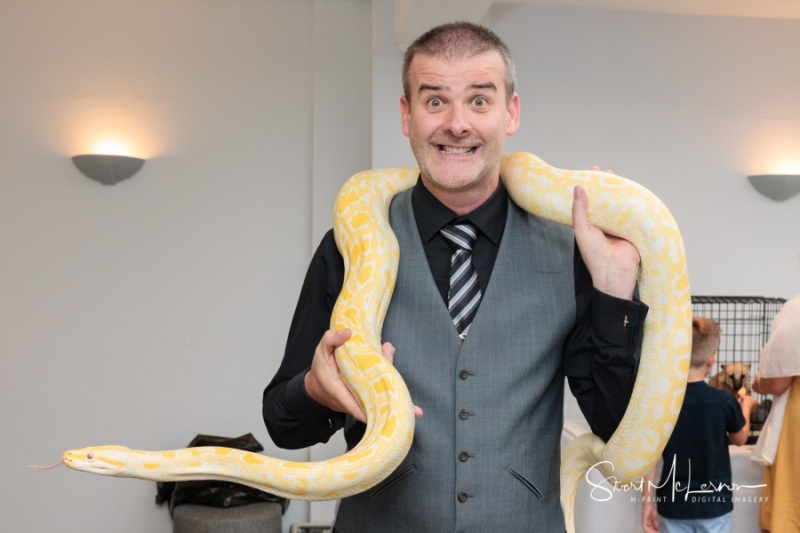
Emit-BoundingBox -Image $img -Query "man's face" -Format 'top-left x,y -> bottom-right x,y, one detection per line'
400,50 -> 520,200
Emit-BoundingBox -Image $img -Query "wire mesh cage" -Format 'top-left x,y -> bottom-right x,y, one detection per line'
691,295 -> 787,444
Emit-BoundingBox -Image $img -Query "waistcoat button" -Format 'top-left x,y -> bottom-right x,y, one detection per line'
458,451 -> 470,462
459,409 -> 470,420
457,492 -> 469,503
459,369 -> 471,380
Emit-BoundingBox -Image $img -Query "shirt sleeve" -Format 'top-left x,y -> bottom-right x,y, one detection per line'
262,229 -> 347,449
563,246 -> 649,442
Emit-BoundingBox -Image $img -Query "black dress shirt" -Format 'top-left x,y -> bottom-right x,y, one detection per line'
263,178 -> 648,448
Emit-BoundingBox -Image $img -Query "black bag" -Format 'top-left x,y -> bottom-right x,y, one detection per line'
155,433 -> 289,515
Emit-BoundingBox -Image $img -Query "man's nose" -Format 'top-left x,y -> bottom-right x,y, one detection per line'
443,104 -> 470,137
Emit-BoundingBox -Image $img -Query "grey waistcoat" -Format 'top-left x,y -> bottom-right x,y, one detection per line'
334,189 -> 575,533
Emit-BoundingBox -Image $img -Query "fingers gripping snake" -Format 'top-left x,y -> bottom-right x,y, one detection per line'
64,152 -> 690,532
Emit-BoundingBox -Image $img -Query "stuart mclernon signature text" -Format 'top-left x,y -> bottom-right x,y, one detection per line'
585,456 -> 768,503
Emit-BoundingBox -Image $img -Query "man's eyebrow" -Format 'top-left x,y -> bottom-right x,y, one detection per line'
416,82 -> 498,95
418,83 -> 444,94
469,82 -> 497,92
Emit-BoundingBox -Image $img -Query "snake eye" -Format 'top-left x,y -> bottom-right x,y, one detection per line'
87,453 -> 94,460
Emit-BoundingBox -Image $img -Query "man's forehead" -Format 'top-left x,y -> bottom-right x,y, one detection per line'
408,50 -> 506,91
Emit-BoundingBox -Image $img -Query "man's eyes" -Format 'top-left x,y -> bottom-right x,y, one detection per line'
427,97 -> 443,108
423,96 -> 490,109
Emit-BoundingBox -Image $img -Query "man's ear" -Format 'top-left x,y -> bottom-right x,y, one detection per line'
400,95 -> 411,138
506,92 -> 520,136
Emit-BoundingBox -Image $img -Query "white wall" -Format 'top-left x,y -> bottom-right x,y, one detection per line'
0,1 -> 358,532
492,5 -> 800,299
2,1 -> 800,532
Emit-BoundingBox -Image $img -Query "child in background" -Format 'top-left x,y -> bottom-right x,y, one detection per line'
642,316 -> 757,533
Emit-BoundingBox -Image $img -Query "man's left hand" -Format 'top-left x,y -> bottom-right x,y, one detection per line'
572,185 -> 640,300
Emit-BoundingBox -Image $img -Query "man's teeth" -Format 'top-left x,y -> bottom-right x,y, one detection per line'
439,145 -> 475,154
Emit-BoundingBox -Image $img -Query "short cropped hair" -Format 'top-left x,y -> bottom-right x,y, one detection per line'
402,21 -> 517,103
691,316 -> 721,368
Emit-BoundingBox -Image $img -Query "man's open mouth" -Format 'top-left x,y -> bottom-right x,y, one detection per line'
438,145 -> 477,155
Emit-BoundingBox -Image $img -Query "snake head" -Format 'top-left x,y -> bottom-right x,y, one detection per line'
63,445 -> 131,476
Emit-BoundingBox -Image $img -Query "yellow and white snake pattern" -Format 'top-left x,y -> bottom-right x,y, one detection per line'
63,152 -> 690,532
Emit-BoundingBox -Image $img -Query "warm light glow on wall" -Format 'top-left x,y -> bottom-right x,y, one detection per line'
54,98 -> 171,160
746,126 -> 800,201
748,154 -> 800,202
747,122 -> 800,175
91,140 -> 136,157
769,160 -> 800,175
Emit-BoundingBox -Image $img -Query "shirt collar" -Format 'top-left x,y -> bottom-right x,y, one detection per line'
411,175 -> 508,245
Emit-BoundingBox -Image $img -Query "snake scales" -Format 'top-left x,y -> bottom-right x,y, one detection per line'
64,152 -> 690,532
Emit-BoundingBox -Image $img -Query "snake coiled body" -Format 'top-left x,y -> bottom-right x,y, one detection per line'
501,153 -> 691,532
64,153 -> 690,532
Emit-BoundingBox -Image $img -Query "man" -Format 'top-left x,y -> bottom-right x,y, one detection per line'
263,22 -> 647,532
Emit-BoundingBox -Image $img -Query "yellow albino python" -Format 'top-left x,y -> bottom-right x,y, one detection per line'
501,153 -> 691,532
63,152 -> 690,532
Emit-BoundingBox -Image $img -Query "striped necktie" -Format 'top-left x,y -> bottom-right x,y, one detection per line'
440,223 -> 482,337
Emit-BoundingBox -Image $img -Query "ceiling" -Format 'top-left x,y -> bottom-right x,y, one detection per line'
395,0 -> 800,49
497,0 -> 800,20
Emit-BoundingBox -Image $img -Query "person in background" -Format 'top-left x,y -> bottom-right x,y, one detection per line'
642,316 -> 756,533
263,21 -> 647,532
751,294 -> 800,533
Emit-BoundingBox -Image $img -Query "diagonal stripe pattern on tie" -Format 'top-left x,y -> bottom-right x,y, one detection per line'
440,223 -> 482,335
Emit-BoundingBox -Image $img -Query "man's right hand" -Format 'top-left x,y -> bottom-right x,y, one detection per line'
304,329 -> 368,423
304,329 -> 423,424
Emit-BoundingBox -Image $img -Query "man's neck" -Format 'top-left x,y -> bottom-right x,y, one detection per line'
421,176 -> 500,216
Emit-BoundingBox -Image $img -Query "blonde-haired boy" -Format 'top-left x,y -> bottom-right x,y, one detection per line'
643,317 -> 757,533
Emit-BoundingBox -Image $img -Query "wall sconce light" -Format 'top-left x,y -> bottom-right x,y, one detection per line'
71,154 -> 145,186
748,174 -> 800,202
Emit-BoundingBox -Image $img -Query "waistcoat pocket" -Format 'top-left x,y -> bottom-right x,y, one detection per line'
369,464 -> 417,499
507,466 -> 544,500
